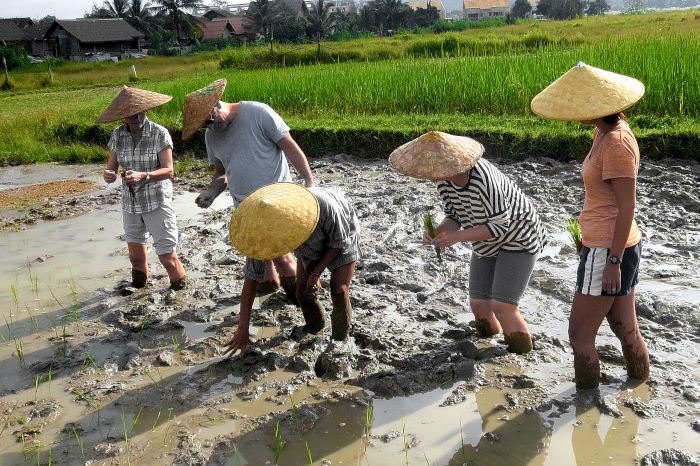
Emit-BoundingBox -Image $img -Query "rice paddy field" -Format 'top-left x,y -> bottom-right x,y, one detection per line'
1,10 -> 699,166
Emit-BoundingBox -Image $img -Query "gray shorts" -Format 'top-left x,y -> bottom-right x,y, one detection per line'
469,250 -> 537,305
122,203 -> 179,255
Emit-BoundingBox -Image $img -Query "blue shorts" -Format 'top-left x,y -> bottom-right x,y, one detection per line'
576,241 -> 641,297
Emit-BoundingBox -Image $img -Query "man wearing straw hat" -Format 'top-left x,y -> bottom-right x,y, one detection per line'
183,78 -> 315,301
224,182 -> 360,355
389,131 -> 546,354
98,86 -> 187,290
532,62 -> 649,389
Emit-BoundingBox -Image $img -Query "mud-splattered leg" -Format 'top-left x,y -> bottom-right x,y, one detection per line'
331,293 -> 352,341
329,262 -> 356,342
569,293 -> 615,389
128,243 -> 149,288
606,290 -> 649,381
491,301 -> 533,354
470,299 -> 502,337
298,293 -> 326,333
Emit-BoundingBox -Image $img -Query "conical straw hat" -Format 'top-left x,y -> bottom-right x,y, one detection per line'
389,131 -> 484,180
531,62 -> 645,121
182,78 -> 227,140
230,182 -> 320,261
96,86 -> 172,123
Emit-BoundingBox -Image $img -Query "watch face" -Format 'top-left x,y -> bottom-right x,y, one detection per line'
608,255 -> 621,264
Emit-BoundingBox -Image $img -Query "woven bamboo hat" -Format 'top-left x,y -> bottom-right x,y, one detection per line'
182,78 -> 227,140
389,131 -> 484,180
531,62 -> 645,121
230,182 -> 320,260
96,86 -> 172,124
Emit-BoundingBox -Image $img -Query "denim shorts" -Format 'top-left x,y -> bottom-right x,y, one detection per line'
122,203 -> 178,255
469,250 -> 538,306
576,241 -> 641,297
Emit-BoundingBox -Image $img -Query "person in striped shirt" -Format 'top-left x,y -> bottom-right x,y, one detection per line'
390,131 -> 546,354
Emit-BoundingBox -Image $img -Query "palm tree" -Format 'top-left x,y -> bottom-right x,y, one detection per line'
127,0 -> 154,33
103,0 -> 130,18
371,0 -> 407,33
307,0 -> 335,58
153,0 -> 200,42
246,0 -> 282,52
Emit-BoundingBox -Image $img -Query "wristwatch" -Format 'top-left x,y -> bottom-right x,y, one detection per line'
145,172 -> 150,182
607,254 -> 622,265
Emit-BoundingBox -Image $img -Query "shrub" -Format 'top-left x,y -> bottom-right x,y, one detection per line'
0,43 -> 30,70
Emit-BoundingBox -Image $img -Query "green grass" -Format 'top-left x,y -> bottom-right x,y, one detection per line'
1,11 -> 699,165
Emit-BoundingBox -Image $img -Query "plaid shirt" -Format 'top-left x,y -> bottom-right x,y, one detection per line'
108,118 -> 174,214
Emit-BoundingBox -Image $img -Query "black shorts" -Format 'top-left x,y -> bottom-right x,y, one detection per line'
576,241 -> 641,296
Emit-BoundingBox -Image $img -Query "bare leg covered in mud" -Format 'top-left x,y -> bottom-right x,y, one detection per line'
158,251 -> 187,289
472,299 -> 533,354
296,260 -> 356,341
569,291 -> 649,389
128,243 -> 149,287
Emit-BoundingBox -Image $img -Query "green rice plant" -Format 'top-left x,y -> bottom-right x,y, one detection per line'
15,339 -> 25,367
0,330 -> 7,343
423,211 -> 442,261
151,411 -> 162,431
305,441 -> 313,465
402,420 -> 409,465
71,388 -> 91,406
47,368 -> 53,398
172,336 -> 180,354
82,352 -> 99,371
10,283 -> 19,311
121,410 -> 132,466
459,419 -> 467,465
129,408 -> 143,436
3,316 -> 11,341
27,264 -> 39,298
566,217 -> 583,253
47,284 -> 63,307
26,306 -> 39,332
271,420 -> 286,463
34,375 -> 40,403
363,401 -> 373,453
72,427 -> 84,459
163,407 -> 174,446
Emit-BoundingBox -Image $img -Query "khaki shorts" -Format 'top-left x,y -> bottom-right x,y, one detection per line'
122,203 -> 178,255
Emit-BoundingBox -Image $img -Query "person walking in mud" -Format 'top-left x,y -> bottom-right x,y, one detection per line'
222,182 -> 360,355
98,86 -> 187,290
531,62 -> 649,389
389,131 -> 546,354
182,79 -> 315,301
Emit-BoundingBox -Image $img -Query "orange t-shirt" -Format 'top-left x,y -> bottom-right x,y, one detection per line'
579,120 -> 642,249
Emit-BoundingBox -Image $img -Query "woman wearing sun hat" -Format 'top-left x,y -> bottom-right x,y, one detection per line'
98,86 -> 186,290
532,62 -> 649,389
390,131 -> 546,354
223,182 -> 361,356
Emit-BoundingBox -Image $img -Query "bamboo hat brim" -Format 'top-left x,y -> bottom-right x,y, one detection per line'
230,182 -> 320,261
96,86 -> 172,123
182,78 -> 227,140
531,62 -> 645,121
389,131 -> 484,180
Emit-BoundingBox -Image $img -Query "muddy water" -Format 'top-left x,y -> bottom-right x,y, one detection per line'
1,157 -> 699,465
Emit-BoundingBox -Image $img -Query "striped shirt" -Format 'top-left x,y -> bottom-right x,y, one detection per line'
108,117 -> 174,214
437,158 -> 546,257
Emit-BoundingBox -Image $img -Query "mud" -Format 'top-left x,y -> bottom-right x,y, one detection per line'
0,155 -> 699,464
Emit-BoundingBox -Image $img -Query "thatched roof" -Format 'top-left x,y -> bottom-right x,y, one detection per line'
0,19 -> 26,41
46,19 -> 144,43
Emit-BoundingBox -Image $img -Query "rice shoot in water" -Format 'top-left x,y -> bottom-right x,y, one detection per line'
423,211 -> 442,261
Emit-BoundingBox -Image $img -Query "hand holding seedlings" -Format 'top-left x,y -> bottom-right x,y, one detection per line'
121,170 -> 136,198
423,211 -> 442,261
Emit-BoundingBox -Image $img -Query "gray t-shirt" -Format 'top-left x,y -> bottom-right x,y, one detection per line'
205,101 -> 292,205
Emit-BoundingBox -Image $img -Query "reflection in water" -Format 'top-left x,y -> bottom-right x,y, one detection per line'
448,387 -> 552,465
572,383 -> 649,465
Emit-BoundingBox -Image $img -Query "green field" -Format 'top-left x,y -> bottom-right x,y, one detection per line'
1,10 -> 699,166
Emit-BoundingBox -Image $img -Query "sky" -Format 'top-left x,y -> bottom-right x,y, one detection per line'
0,0 -> 97,20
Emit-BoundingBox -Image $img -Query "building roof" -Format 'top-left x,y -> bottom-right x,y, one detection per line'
23,23 -> 50,40
406,1 -> 445,11
46,19 -> 144,43
228,16 -> 256,34
10,17 -> 34,28
0,19 -> 26,41
463,0 -> 508,8
199,18 -> 235,38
